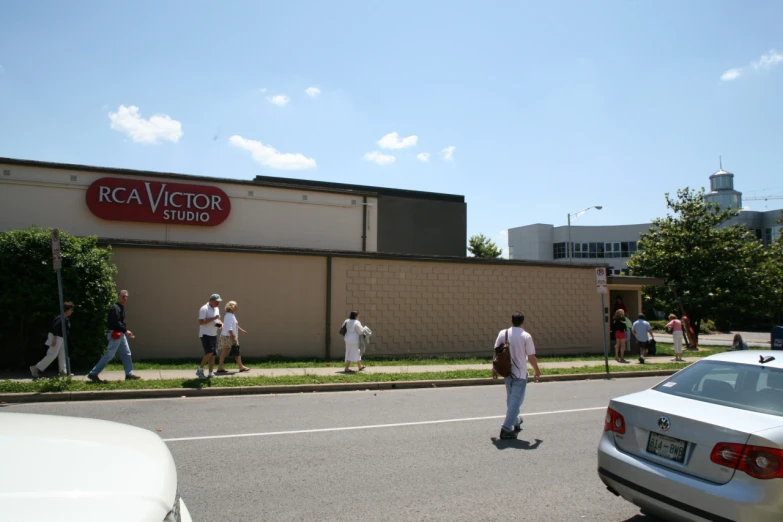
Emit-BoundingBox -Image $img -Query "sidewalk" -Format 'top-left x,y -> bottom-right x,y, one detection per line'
9,354 -> 699,383
655,330 -> 770,348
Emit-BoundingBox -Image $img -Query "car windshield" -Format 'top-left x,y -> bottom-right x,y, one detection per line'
653,360 -> 783,417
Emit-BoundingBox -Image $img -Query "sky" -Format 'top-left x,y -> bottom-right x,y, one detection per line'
1,1 -> 782,256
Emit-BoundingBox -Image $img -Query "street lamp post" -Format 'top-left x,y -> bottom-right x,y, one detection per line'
567,206 -> 603,261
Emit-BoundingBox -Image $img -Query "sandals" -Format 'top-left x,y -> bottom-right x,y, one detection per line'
239,367 -> 251,372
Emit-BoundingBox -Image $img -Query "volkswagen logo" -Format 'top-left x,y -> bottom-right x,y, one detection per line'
658,416 -> 671,431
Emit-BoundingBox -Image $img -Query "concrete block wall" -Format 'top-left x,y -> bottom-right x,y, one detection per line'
331,258 -> 605,358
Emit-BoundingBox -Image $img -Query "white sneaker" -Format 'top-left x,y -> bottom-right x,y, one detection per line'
208,372 -> 216,378
29,366 -> 39,379
196,368 -> 206,380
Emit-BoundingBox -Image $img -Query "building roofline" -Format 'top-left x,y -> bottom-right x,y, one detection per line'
98,237 -> 610,269
253,174 -> 465,203
0,157 -> 378,197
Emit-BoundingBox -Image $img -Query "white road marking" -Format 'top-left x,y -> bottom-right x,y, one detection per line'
163,406 -> 606,442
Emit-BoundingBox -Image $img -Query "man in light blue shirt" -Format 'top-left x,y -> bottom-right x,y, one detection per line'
632,314 -> 655,365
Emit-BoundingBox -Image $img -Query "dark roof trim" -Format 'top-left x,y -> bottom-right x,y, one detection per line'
607,276 -> 666,287
0,157 -> 377,197
254,174 -> 465,203
98,237 -> 610,269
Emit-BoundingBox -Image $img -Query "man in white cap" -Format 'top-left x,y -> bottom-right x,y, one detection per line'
196,293 -> 223,379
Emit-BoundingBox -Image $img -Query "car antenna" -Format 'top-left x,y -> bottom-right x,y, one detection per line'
760,355 -> 775,364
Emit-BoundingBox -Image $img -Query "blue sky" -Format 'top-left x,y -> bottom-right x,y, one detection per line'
1,1 -> 782,255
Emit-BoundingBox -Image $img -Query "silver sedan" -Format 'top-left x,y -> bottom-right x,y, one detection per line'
597,350 -> 783,522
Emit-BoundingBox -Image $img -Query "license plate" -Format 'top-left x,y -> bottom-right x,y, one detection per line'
647,432 -> 687,463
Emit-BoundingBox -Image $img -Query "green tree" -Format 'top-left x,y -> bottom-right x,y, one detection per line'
468,234 -> 503,258
0,227 -> 118,371
761,211 -> 783,325
627,188 -> 767,342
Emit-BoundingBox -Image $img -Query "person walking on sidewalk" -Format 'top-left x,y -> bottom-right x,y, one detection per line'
632,313 -> 655,365
341,311 -> 367,373
196,294 -> 223,379
216,300 -> 250,373
666,314 -> 684,362
30,301 -> 74,378
87,290 -> 140,382
611,310 -> 628,363
492,312 -> 542,440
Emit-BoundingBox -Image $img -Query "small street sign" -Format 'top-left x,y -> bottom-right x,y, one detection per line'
595,267 -> 608,294
51,228 -> 62,269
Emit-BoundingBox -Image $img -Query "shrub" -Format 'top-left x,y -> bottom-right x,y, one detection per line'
0,227 -> 117,371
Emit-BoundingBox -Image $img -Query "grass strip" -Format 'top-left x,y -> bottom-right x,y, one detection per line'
0,363 -> 687,394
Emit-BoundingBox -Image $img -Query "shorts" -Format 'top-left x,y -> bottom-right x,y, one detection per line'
638,340 -> 650,351
220,335 -> 241,356
200,335 -> 218,355
615,331 -> 627,340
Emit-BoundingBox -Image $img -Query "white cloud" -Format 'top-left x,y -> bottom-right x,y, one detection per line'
108,105 -> 183,144
266,94 -> 290,106
377,131 -> 418,149
305,86 -> 321,97
229,135 -> 316,170
363,151 -> 396,166
753,49 -> 783,70
259,88 -> 267,93
721,49 -> 783,81
720,68 -> 743,82
440,146 -> 456,161
417,152 -> 431,162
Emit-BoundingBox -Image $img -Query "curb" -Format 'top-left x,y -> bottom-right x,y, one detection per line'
0,370 -> 679,404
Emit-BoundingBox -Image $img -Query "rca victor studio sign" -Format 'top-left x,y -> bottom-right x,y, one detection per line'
86,177 -> 231,226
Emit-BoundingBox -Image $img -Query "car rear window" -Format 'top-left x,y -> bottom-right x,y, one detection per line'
653,360 -> 783,417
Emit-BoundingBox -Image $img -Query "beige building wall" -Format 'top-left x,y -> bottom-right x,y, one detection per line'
329,258 -> 606,358
111,248 -> 328,359
0,163 -> 378,252
103,247 -> 611,361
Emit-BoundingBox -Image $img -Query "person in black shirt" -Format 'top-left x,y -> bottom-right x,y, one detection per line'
611,309 -> 629,363
30,302 -> 74,378
87,290 -> 141,383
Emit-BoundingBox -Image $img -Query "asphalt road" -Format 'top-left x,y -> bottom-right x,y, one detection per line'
4,377 -> 666,522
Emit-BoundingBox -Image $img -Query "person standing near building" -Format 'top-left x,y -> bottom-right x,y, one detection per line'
342,311 -> 367,373
491,312 -> 542,440
87,290 -> 140,382
196,294 -> 223,379
216,300 -> 250,373
613,296 -> 627,316
611,310 -> 628,363
666,313 -> 684,362
30,301 -> 74,378
623,313 -> 634,356
632,313 -> 655,365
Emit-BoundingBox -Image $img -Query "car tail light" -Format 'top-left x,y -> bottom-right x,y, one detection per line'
604,407 -> 625,435
711,443 -> 783,479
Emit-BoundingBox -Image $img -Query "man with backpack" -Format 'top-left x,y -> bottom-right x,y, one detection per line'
492,312 -> 542,440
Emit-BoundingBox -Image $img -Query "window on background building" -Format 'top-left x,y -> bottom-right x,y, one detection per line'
596,242 -> 605,258
574,243 -> 582,258
581,243 -> 588,258
553,242 -> 566,259
629,241 -> 638,254
756,229 -> 763,240
589,242 -> 597,258
766,228 -> 773,247
621,241 -> 629,257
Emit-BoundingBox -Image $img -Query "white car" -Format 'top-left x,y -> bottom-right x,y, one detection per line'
598,350 -> 783,522
0,412 -> 192,522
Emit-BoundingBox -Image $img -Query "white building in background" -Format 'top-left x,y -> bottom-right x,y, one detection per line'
507,167 -> 782,275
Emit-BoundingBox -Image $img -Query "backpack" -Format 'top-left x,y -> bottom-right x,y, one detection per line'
339,321 -> 348,337
493,329 -> 512,377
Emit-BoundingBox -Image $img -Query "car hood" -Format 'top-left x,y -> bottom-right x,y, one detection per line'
0,412 -> 177,522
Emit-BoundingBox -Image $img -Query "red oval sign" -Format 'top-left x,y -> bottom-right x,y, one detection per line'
86,177 -> 231,227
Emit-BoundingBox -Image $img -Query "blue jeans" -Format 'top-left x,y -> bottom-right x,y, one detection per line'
502,377 -> 528,432
90,333 -> 135,376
